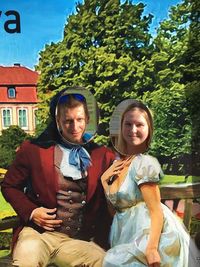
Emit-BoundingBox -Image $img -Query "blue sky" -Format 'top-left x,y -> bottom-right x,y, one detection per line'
0,0 -> 182,70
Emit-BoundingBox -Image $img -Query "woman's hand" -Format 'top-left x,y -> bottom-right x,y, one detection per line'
31,207 -> 63,231
101,160 -> 124,186
145,247 -> 161,267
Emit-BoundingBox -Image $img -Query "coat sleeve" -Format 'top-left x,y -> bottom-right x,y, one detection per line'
1,141 -> 38,223
93,147 -> 115,249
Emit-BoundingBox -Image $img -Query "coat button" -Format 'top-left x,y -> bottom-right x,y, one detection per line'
36,194 -> 40,198
77,227 -> 80,231
66,226 -> 70,230
69,199 -> 73,204
81,200 -> 86,205
69,208 -> 73,213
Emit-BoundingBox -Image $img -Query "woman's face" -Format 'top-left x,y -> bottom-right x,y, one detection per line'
121,108 -> 149,153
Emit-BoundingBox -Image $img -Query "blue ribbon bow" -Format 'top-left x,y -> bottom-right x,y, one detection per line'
69,146 -> 91,172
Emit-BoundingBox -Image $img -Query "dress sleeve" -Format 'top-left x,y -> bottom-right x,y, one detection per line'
133,154 -> 163,186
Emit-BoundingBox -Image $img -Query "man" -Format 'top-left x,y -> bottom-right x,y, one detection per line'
1,87 -> 115,267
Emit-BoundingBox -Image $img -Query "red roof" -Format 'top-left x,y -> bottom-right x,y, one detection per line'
0,65 -> 39,85
0,65 -> 38,103
0,87 -> 37,103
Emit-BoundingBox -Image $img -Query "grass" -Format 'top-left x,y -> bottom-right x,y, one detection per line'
160,175 -> 200,185
0,192 -> 16,220
0,249 -> 10,258
0,192 -> 16,257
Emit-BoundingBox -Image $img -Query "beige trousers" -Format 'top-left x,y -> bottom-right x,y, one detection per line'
12,227 -> 105,267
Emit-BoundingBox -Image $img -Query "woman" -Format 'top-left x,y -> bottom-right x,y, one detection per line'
101,100 -> 199,267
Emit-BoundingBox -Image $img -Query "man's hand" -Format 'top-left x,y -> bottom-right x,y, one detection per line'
101,160 -> 124,185
31,207 -> 62,231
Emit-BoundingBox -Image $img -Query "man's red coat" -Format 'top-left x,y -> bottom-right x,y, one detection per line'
1,141 -> 115,250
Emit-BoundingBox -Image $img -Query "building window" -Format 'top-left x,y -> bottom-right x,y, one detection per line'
18,109 -> 28,129
33,109 -> 39,129
8,87 -> 16,98
2,108 -> 12,128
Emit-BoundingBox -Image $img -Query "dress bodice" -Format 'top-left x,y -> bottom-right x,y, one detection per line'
106,154 -> 162,212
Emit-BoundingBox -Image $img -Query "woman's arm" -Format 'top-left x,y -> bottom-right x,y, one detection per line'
140,183 -> 163,266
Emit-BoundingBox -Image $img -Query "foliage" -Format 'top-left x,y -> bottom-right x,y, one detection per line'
146,84 -> 191,153
0,232 -> 12,250
182,0 -> 200,175
144,83 -> 192,174
35,0 -> 199,174
144,0 -> 195,174
0,126 -> 30,168
0,192 -> 15,251
36,0 -> 154,137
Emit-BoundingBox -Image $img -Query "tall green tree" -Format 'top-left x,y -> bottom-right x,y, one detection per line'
143,0 -> 193,174
36,0 -> 154,140
144,84 -> 192,174
183,0 -> 200,174
152,0 -> 191,88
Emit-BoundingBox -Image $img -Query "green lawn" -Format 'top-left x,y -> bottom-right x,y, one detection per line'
0,192 -> 16,257
160,175 -> 200,185
0,192 -> 16,220
0,249 -> 10,258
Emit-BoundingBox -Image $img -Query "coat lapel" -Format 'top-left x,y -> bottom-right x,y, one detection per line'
87,149 -> 101,202
39,145 -> 57,206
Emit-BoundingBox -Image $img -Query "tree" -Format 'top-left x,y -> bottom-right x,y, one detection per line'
144,83 -> 192,174
0,126 -> 30,168
182,0 -> 200,175
36,0 -> 154,142
152,0 -> 191,88
143,0 -> 193,174
35,0 -> 197,175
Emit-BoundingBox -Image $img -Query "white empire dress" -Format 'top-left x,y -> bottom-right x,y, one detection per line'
103,154 -> 200,267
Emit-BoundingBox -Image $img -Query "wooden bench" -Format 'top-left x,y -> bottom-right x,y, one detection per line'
1,182 -> 200,266
160,182 -> 200,230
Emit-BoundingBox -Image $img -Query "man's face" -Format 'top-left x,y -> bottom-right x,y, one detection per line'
57,105 -> 89,144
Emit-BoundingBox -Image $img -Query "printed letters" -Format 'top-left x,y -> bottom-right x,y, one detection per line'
0,10 -> 21,33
